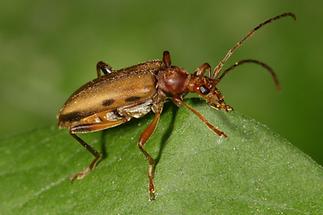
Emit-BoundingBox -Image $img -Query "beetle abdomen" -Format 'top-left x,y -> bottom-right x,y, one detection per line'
118,99 -> 153,119
58,60 -> 163,129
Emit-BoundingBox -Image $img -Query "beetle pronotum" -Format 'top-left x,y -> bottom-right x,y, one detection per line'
58,12 -> 295,200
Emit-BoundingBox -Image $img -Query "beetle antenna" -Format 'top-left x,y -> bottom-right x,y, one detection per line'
213,12 -> 296,78
217,59 -> 281,90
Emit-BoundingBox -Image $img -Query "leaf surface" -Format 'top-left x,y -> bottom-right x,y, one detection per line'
0,100 -> 322,214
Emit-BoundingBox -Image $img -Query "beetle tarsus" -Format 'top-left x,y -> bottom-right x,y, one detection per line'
149,189 -> 156,201
69,133 -> 102,181
70,154 -> 101,181
70,167 -> 90,181
148,162 -> 156,201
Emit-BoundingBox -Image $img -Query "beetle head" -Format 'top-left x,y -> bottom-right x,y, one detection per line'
187,73 -> 233,111
159,51 -> 232,111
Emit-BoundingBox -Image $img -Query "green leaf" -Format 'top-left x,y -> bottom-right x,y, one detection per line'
1,100 -> 322,214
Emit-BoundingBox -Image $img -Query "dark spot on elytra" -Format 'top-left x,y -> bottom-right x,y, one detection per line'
102,99 -> 115,106
125,96 -> 141,102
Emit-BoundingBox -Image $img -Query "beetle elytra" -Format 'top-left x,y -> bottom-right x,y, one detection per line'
58,12 -> 295,200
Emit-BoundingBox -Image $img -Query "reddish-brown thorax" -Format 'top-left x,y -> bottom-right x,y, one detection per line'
156,66 -> 190,96
156,65 -> 228,110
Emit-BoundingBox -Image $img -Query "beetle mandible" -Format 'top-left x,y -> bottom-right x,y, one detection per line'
58,12 -> 295,200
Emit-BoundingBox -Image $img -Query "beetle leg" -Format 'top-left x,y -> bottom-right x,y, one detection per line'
162,51 -> 171,67
96,61 -> 113,78
173,98 -> 227,137
194,63 -> 211,77
138,112 -> 161,200
69,132 -> 102,181
68,118 -> 128,180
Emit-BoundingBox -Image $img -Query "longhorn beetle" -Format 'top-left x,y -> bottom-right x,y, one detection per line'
58,12 -> 295,200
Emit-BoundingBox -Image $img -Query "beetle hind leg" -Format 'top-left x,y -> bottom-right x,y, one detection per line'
69,133 -> 102,181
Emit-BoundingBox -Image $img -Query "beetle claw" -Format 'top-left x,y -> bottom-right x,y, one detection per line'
149,192 -> 156,201
70,167 -> 91,181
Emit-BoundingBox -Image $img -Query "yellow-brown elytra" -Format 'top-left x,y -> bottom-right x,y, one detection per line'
58,12 -> 295,200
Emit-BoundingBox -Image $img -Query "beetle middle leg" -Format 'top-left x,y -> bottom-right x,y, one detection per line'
138,112 -> 161,200
69,132 -> 102,181
96,61 -> 112,78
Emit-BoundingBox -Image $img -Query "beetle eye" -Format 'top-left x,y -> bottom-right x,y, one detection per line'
199,85 -> 210,95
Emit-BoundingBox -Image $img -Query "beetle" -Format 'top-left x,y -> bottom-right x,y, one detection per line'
58,12 -> 295,200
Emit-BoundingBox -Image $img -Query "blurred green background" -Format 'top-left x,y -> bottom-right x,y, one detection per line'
0,0 -> 322,165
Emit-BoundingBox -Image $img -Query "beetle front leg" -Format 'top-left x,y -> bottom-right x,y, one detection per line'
96,61 -> 113,78
173,98 -> 227,137
162,51 -> 171,67
138,112 -> 161,200
69,132 -> 102,181
194,63 -> 211,77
